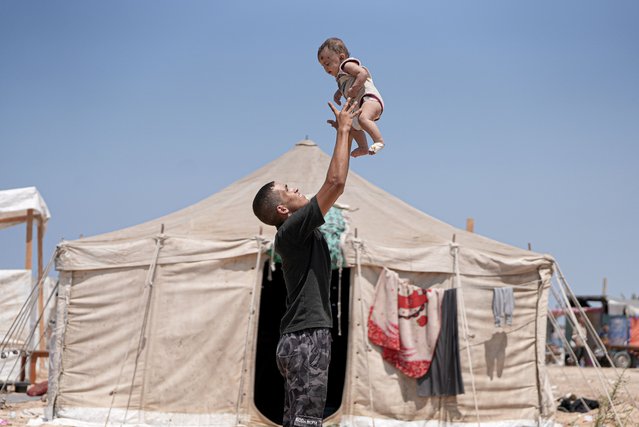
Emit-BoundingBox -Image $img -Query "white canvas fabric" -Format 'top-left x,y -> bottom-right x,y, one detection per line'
50,140 -> 558,426
57,141 -> 552,274
0,270 -> 32,381
0,271 -> 57,382
0,186 -> 51,231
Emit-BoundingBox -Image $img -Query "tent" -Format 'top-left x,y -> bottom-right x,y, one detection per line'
49,140 -> 557,426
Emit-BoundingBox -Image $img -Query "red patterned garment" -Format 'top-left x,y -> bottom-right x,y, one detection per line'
367,268 -> 444,378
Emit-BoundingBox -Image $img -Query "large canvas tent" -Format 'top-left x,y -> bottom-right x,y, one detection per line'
50,140 -> 557,426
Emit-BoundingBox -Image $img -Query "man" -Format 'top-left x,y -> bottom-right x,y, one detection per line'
252,99 -> 358,427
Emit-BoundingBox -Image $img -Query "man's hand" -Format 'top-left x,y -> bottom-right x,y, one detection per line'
333,90 -> 342,105
327,98 -> 359,132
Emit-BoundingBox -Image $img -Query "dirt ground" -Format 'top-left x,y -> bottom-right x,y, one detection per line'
548,366 -> 639,426
1,367 -> 638,426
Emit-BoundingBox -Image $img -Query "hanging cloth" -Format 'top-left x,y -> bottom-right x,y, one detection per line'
368,268 -> 444,378
492,287 -> 515,327
417,288 -> 465,397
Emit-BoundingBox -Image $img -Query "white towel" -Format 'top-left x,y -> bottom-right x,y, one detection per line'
368,268 -> 444,378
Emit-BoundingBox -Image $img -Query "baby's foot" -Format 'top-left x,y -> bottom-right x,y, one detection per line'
351,146 -> 370,158
369,142 -> 385,155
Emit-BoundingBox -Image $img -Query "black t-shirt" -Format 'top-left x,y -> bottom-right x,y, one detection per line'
275,196 -> 333,335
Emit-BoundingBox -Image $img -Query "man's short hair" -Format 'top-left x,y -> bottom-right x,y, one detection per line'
252,181 -> 282,226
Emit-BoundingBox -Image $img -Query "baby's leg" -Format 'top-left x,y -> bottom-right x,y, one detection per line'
357,100 -> 384,154
350,129 -> 369,158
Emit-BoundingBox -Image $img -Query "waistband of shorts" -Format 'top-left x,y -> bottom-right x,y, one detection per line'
281,327 -> 331,338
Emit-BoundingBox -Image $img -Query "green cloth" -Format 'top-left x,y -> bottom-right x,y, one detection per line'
269,206 -> 346,270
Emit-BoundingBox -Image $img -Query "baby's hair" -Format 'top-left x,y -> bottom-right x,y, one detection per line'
318,37 -> 350,58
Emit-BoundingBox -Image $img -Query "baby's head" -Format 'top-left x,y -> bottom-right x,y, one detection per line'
317,37 -> 350,77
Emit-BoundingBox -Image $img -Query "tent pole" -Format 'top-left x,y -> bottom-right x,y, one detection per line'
37,220 -> 44,354
24,209 -> 34,382
25,209 -> 33,271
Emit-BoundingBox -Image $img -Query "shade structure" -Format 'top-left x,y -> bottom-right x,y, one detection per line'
0,186 -> 50,231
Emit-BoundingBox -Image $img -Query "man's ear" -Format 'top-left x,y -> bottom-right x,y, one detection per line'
276,204 -> 289,216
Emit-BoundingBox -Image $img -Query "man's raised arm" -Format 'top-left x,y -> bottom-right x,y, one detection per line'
316,99 -> 358,216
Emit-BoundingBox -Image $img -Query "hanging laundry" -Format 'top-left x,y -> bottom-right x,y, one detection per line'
492,287 -> 514,327
417,288 -> 465,396
368,268 -> 444,378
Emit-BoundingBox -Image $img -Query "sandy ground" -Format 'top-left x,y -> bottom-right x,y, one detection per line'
1,367 -> 638,426
548,366 -> 639,426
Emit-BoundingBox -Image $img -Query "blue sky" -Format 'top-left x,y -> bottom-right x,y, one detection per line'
1,1 -> 637,298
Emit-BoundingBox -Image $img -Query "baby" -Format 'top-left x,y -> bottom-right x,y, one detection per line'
318,37 -> 385,157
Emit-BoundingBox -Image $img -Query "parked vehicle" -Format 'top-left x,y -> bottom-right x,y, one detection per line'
548,295 -> 639,368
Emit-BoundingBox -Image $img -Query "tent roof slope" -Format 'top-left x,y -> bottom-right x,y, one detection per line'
58,141 -> 553,274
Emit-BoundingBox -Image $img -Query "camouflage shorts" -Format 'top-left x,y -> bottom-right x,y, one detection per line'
276,328 -> 332,427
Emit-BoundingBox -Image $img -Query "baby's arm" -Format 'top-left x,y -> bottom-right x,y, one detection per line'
342,61 -> 369,99
333,89 -> 342,105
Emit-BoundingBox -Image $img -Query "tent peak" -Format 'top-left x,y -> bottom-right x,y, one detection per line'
295,139 -> 317,147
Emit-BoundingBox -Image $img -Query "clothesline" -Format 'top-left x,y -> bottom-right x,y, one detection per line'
390,279 -> 542,291
459,279 -> 543,290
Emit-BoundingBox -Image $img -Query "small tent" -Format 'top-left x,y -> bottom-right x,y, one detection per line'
50,140 -> 557,426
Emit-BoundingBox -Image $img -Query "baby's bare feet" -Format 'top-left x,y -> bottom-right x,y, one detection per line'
351,146 -> 370,158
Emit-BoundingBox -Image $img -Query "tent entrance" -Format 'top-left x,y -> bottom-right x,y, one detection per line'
254,262 -> 350,425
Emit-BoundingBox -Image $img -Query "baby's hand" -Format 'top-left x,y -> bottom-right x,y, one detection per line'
346,86 -> 359,99
333,90 -> 342,105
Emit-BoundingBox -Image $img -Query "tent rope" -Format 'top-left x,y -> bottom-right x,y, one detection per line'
337,207 -> 351,338
0,282 -> 39,381
554,262 -> 639,413
353,238 -> 376,427
0,248 -> 58,391
549,273 -> 624,425
546,309 -> 601,409
234,236 -> 268,427
112,232 -> 165,427
0,248 -> 57,357
337,266 -> 343,336
450,242 -> 481,426
267,240 -> 275,282
0,266 -> 45,358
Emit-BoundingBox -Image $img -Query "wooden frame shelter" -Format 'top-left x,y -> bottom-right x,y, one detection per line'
0,186 -> 51,382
